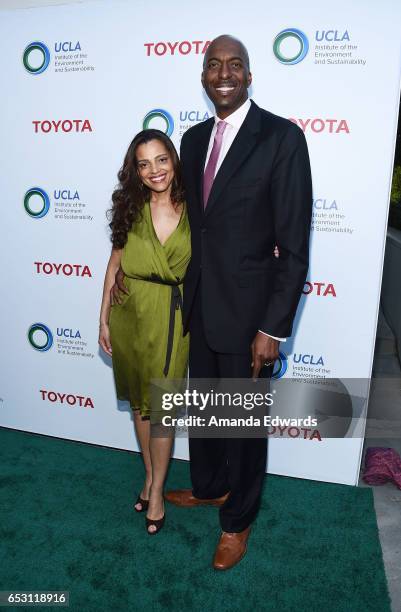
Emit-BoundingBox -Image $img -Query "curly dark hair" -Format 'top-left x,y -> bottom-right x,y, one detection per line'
108,129 -> 185,249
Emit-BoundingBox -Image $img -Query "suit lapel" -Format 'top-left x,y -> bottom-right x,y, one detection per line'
205,100 -> 261,216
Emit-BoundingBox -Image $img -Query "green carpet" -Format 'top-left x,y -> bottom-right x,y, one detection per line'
0,427 -> 391,612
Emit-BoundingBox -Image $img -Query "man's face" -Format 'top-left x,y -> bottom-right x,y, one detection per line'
201,38 -> 252,118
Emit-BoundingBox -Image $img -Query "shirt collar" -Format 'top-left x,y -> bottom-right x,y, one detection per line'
214,98 -> 251,129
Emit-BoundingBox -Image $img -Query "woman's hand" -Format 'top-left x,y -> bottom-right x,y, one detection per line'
99,323 -> 112,356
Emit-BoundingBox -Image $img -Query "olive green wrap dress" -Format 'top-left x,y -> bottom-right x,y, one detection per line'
109,202 -> 191,420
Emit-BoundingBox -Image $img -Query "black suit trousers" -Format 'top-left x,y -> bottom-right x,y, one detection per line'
188,279 -> 269,532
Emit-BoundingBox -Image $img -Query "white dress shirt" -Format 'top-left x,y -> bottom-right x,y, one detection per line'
204,98 -> 286,343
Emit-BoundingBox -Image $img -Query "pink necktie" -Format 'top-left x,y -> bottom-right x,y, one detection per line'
203,120 -> 227,209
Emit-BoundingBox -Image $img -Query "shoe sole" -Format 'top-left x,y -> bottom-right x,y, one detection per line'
164,497 -> 227,508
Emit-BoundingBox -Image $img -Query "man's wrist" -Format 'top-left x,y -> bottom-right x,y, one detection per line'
258,329 -> 286,342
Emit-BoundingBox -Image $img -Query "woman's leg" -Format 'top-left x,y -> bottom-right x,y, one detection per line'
133,410 -> 152,509
147,432 -> 173,532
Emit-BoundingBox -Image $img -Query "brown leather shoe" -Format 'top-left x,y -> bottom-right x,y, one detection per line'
213,526 -> 251,570
164,489 -> 229,507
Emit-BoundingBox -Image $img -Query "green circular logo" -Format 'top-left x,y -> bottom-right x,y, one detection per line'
143,109 -> 174,136
24,187 -> 50,219
273,29 -> 309,65
28,323 -> 53,351
23,41 -> 50,74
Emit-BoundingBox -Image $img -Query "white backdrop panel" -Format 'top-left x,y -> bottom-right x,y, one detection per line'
1,0 -> 400,485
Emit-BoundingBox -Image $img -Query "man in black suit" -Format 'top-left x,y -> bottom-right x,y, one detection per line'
165,34 -> 312,570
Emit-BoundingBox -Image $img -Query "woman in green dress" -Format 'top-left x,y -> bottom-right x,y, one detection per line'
98,129 -> 191,534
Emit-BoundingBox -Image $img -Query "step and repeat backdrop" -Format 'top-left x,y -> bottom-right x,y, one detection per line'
1,0 -> 400,485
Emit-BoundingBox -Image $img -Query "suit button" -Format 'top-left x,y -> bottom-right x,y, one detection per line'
201,228 -> 206,233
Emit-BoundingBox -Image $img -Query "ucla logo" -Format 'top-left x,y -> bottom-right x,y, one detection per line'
315,30 -> 350,42
313,198 -> 338,210
293,354 -> 324,366
54,190 -> 79,200
57,328 -> 81,338
273,28 -> 309,65
143,109 -> 174,136
28,323 -> 53,351
179,111 -> 210,122
24,187 -> 50,219
54,41 -> 81,52
23,41 -> 50,74
272,351 -> 288,379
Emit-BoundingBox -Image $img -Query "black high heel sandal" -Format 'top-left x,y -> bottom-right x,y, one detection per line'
134,495 -> 149,513
146,513 -> 165,535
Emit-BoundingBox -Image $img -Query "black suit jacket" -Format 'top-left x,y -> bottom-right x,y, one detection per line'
180,100 -> 312,353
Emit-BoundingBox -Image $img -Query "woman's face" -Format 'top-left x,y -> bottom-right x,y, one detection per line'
135,139 -> 175,194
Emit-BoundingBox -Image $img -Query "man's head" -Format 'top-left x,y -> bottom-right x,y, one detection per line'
202,35 -> 252,119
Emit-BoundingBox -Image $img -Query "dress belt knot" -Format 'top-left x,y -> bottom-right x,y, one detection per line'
146,274 -> 183,376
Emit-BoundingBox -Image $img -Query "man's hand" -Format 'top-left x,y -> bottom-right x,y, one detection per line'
110,267 -> 129,305
251,332 -> 279,380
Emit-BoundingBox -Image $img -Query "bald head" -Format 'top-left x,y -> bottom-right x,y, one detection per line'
203,35 -> 250,71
